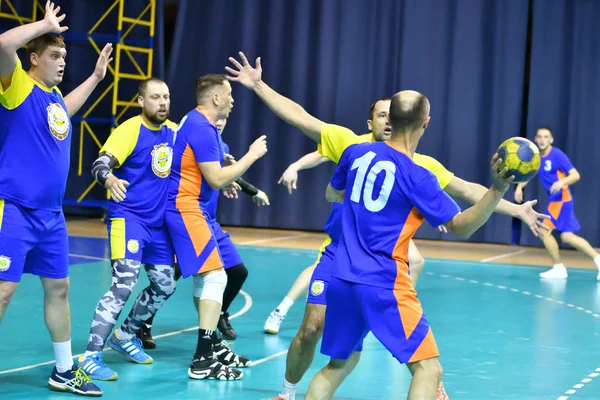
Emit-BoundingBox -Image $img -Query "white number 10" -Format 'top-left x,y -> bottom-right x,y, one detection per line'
349,151 -> 396,212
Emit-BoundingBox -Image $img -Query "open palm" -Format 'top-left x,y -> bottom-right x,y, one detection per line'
43,1 -> 68,34
516,200 -> 550,237
226,51 -> 262,88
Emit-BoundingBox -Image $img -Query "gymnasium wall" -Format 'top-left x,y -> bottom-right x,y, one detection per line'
2,0 -> 599,247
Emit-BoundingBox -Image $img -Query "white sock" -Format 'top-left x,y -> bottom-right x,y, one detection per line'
83,350 -> 99,360
553,263 -> 566,270
594,255 -> 600,270
53,340 -> 73,373
282,378 -> 298,396
278,297 -> 294,315
115,328 -> 134,340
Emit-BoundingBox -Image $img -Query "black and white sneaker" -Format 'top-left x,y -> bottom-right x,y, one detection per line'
213,340 -> 252,368
187,356 -> 243,380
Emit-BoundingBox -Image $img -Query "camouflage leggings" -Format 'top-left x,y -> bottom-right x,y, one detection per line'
86,259 -> 177,352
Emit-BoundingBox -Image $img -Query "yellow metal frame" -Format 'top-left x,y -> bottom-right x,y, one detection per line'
0,0 -> 155,205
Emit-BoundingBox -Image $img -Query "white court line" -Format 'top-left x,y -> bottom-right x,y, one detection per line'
238,233 -> 316,246
480,249 -> 527,263
0,290 -> 252,375
557,368 -> 600,399
250,350 -> 289,367
69,253 -> 107,261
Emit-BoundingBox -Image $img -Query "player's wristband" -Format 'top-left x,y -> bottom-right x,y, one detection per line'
236,178 -> 259,196
92,153 -> 118,187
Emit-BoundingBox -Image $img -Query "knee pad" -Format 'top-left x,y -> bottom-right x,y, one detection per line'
196,269 -> 228,304
192,275 -> 204,298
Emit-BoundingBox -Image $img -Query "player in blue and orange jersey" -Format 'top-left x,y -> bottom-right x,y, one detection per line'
77,78 -> 179,381
227,52 -> 548,400
0,2 -> 111,395
166,74 -> 264,380
136,116 -> 271,345
515,126 -> 600,279
305,90 -> 517,399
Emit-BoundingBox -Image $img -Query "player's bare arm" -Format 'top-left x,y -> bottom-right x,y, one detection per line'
444,154 -> 514,238
279,151 -> 330,194
445,176 -> 549,237
226,51 -> 324,143
199,135 -> 267,189
550,168 -> 580,194
325,184 -> 344,204
0,1 -> 67,88
91,152 -> 129,202
63,43 -> 113,117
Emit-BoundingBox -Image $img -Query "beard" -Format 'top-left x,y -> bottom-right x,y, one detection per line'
144,109 -> 169,125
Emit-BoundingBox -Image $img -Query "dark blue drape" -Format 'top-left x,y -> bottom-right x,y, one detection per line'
166,0 -> 532,244
521,0 -> 600,247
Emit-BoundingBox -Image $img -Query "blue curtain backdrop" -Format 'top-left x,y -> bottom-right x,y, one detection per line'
2,0 -> 598,247
165,0 -> 535,244
521,0 -> 600,247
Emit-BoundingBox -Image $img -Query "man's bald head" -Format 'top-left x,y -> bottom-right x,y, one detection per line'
389,90 -> 430,133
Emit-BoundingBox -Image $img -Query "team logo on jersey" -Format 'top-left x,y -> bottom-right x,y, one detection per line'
127,239 -> 140,254
310,280 -> 325,296
544,160 -> 552,171
47,103 -> 70,140
0,256 -> 11,272
151,143 -> 173,178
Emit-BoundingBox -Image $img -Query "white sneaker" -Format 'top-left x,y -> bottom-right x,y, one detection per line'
540,266 -> 568,279
264,309 -> 285,334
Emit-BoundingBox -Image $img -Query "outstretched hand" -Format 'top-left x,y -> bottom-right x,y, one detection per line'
226,52 -> 262,89
43,1 -> 68,34
93,43 -> 114,81
515,199 -> 551,237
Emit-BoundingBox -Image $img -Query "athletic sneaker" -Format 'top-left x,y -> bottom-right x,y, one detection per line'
539,266 -> 568,279
48,365 -> 103,396
136,323 -> 156,349
188,355 -> 243,380
78,353 -> 118,381
264,309 -> 285,334
213,340 -> 252,367
108,330 -> 153,364
218,312 -> 237,340
269,394 -> 291,400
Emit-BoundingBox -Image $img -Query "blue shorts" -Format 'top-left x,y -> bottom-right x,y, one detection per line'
321,276 -> 439,364
107,218 -> 174,265
307,237 -> 337,305
544,200 -> 580,233
0,199 -> 68,282
166,208 -> 242,278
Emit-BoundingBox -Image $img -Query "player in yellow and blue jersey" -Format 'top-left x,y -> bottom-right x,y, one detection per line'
305,90 -> 516,399
227,52 -> 548,400
78,78 -> 179,381
0,2 -> 112,395
515,126 -> 600,279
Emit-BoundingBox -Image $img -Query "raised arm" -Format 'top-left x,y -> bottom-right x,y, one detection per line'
226,52 -> 324,143
199,136 -> 267,189
279,150 -> 330,194
63,43 -> 113,117
444,176 -> 549,236
0,1 -> 67,88
445,155 -> 514,238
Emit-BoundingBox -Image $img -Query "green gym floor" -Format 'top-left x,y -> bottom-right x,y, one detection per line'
1,236 -> 599,399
